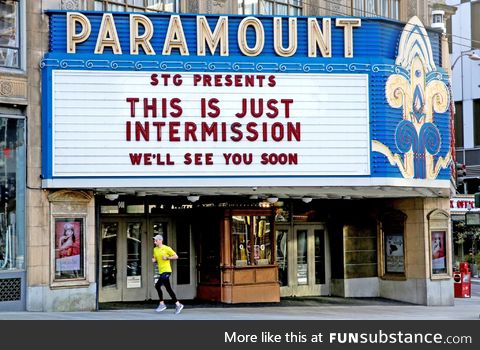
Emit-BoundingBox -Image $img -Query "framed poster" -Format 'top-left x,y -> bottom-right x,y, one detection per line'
385,234 -> 405,273
431,230 -> 447,274
54,218 -> 84,280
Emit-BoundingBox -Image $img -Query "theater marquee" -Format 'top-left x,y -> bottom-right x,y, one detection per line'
41,11 -> 452,188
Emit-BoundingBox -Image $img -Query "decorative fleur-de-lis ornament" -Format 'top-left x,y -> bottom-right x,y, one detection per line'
372,17 -> 452,179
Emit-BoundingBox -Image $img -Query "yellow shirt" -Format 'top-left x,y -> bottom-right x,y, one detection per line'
153,245 -> 176,274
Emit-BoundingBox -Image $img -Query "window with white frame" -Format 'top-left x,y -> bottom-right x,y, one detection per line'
238,0 -> 302,16
352,0 -> 399,20
0,0 -> 20,69
94,0 -> 178,12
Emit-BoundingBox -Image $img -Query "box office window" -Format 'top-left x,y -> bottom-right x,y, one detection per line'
380,210 -> 407,275
232,215 -> 273,266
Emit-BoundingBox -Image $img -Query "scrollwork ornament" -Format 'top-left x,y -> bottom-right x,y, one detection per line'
0,81 -> 13,96
61,0 -> 81,11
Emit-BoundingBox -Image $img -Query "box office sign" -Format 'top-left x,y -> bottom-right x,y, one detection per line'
41,11 -> 451,186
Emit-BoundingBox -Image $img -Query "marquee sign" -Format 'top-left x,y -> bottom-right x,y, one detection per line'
41,11 -> 452,188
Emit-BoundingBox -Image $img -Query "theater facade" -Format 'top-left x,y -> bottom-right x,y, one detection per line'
32,10 -> 454,310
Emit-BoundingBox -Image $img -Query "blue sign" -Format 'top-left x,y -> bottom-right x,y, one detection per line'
41,11 -> 452,188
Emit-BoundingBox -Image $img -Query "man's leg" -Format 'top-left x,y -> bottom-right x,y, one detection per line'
162,278 -> 178,303
154,279 -> 167,312
163,278 -> 184,314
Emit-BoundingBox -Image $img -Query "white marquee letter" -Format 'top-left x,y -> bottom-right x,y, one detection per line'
163,15 -> 189,55
67,12 -> 91,53
197,16 -> 229,56
238,17 -> 265,57
130,14 -> 155,55
336,18 -> 361,58
95,13 -> 122,54
308,18 -> 331,58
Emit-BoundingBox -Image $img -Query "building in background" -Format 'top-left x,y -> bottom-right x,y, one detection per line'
1,0 -> 455,311
445,0 -> 480,271
447,0 -> 480,194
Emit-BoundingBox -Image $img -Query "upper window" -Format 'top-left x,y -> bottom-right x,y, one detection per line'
0,0 -> 20,69
454,101 -> 464,149
94,0 -> 178,12
239,0 -> 302,16
472,1 -> 480,50
474,99 -> 480,147
352,0 -> 399,20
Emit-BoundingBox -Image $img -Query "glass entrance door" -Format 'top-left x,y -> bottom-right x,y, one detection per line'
171,220 -> 196,299
275,224 -> 330,297
147,218 -> 196,301
99,216 -> 196,303
99,218 -> 148,302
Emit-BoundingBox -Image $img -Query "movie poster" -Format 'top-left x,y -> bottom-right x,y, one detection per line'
385,235 -> 404,273
431,230 -> 447,273
55,219 -> 82,274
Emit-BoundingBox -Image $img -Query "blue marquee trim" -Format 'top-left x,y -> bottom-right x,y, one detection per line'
41,56 -> 398,74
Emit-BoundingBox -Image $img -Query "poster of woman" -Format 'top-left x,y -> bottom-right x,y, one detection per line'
431,231 -> 446,273
55,220 -> 81,272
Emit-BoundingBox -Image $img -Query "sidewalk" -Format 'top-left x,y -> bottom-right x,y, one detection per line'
1,295 -> 479,320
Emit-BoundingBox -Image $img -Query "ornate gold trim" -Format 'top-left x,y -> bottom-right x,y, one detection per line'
48,190 -> 93,203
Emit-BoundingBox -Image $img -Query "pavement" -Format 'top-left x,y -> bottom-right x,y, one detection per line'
0,293 -> 479,320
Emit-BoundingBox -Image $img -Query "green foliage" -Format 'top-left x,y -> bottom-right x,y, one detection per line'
463,253 -> 480,265
453,221 -> 480,245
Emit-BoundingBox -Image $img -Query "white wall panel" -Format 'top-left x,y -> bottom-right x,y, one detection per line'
51,70 -> 370,178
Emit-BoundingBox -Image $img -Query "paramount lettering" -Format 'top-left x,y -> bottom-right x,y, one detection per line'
66,12 -> 361,58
